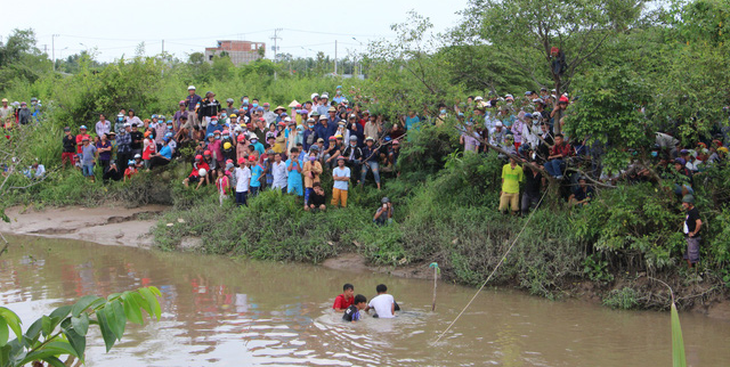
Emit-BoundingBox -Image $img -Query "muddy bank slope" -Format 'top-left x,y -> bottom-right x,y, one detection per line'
0,205 -> 167,248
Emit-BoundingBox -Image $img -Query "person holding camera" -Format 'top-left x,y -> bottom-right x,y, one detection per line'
373,197 -> 394,226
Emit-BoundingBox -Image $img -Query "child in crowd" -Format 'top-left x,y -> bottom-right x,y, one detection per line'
124,159 -> 137,181
215,169 -> 230,207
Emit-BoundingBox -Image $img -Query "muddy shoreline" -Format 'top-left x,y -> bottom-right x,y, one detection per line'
2,205 -> 728,319
0,205 -> 167,248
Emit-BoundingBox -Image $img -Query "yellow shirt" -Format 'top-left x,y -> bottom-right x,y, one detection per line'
501,163 -> 524,194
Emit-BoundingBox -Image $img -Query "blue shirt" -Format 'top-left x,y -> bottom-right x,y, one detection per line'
405,115 -> 420,131
286,159 -> 302,184
206,121 -> 222,136
186,94 -> 202,112
250,164 -> 264,187
252,141 -> 265,156
159,145 -> 172,159
315,122 -> 338,149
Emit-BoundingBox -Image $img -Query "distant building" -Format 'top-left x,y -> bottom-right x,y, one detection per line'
204,40 -> 265,66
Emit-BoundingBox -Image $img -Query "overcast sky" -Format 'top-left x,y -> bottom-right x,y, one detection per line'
0,0 -> 468,63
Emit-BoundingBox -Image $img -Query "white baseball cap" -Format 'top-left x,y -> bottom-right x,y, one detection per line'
188,85 -> 196,90
495,121 -> 503,127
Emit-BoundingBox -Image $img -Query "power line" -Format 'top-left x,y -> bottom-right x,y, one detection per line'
283,28 -> 394,38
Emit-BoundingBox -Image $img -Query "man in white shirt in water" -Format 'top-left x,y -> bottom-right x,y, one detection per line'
366,284 -> 396,318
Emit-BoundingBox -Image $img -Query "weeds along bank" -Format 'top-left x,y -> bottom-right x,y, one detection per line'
3,113 -> 729,311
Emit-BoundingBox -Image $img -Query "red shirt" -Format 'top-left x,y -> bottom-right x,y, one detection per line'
76,134 -> 90,154
550,143 -> 571,158
332,294 -> 354,310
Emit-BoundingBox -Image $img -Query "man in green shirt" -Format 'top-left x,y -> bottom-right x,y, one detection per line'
500,157 -> 524,215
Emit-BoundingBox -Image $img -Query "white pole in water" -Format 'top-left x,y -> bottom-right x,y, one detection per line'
430,262 -> 439,311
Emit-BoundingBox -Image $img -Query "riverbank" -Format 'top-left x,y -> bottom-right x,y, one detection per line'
1,203 -> 728,317
0,204 -> 167,248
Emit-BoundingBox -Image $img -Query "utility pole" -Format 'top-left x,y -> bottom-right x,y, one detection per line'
270,28 -> 283,80
334,40 -> 338,75
52,34 -> 59,72
162,39 -> 165,54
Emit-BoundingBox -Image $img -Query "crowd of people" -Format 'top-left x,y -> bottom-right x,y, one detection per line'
4,83 -> 728,267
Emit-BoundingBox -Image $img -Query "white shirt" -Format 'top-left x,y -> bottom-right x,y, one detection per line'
234,166 -> 251,192
332,167 -> 350,190
368,294 -> 395,318
271,161 -> 288,188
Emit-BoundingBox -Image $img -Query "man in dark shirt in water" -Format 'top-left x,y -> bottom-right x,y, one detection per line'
342,295 -> 367,323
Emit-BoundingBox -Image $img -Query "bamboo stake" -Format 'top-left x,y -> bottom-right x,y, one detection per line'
429,262 -> 439,311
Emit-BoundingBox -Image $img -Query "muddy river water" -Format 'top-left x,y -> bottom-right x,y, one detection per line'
0,235 -> 728,366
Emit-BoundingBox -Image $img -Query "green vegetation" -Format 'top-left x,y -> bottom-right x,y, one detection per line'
0,287 -> 161,366
1,0 -> 730,311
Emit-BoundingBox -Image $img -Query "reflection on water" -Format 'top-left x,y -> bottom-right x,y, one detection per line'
0,234 -> 728,366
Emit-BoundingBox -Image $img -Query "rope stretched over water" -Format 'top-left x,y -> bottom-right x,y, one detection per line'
433,188 -> 549,344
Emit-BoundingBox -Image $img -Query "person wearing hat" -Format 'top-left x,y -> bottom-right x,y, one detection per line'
232,156 -> 251,205
342,135 -> 363,181
224,98 -> 236,116
74,125 -> 91,156
302,118 -> 319,152
333,85 -> 346,105
373,197 -> 394,226
17,102 -> 32,125
113,113 -> 125,134
361,136 -> 381,190
332,155 -> 351,208
184,86 -> 202,127
316,114 -> 337,150
0,98 -> 13,127
551,96 -> 569,135
387,139 -> 401,169
124,159 -> 138,182
197,91 -> 221,128
315,94 -> 330,116
681,194 -> 702,268
327,106 -> 341,126
24,159 -> 46,180
249,154 -> 265,197
489,121 -> 506,147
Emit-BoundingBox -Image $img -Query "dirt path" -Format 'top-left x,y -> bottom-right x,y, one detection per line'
0,205 -> 167,248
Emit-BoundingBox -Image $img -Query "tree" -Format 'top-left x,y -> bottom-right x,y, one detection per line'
566,66 -> 654,171
0,287 -> 161,366
460,0 -> 645,128
0,29 -> 52,91
365,11 -> 463,118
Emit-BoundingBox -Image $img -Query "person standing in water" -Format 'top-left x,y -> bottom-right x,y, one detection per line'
333,283 -> 355,313
342,295 -> 367,323
366,284 -> 397,318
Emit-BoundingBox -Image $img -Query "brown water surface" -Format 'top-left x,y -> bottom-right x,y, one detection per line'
0,235 -> 727,366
